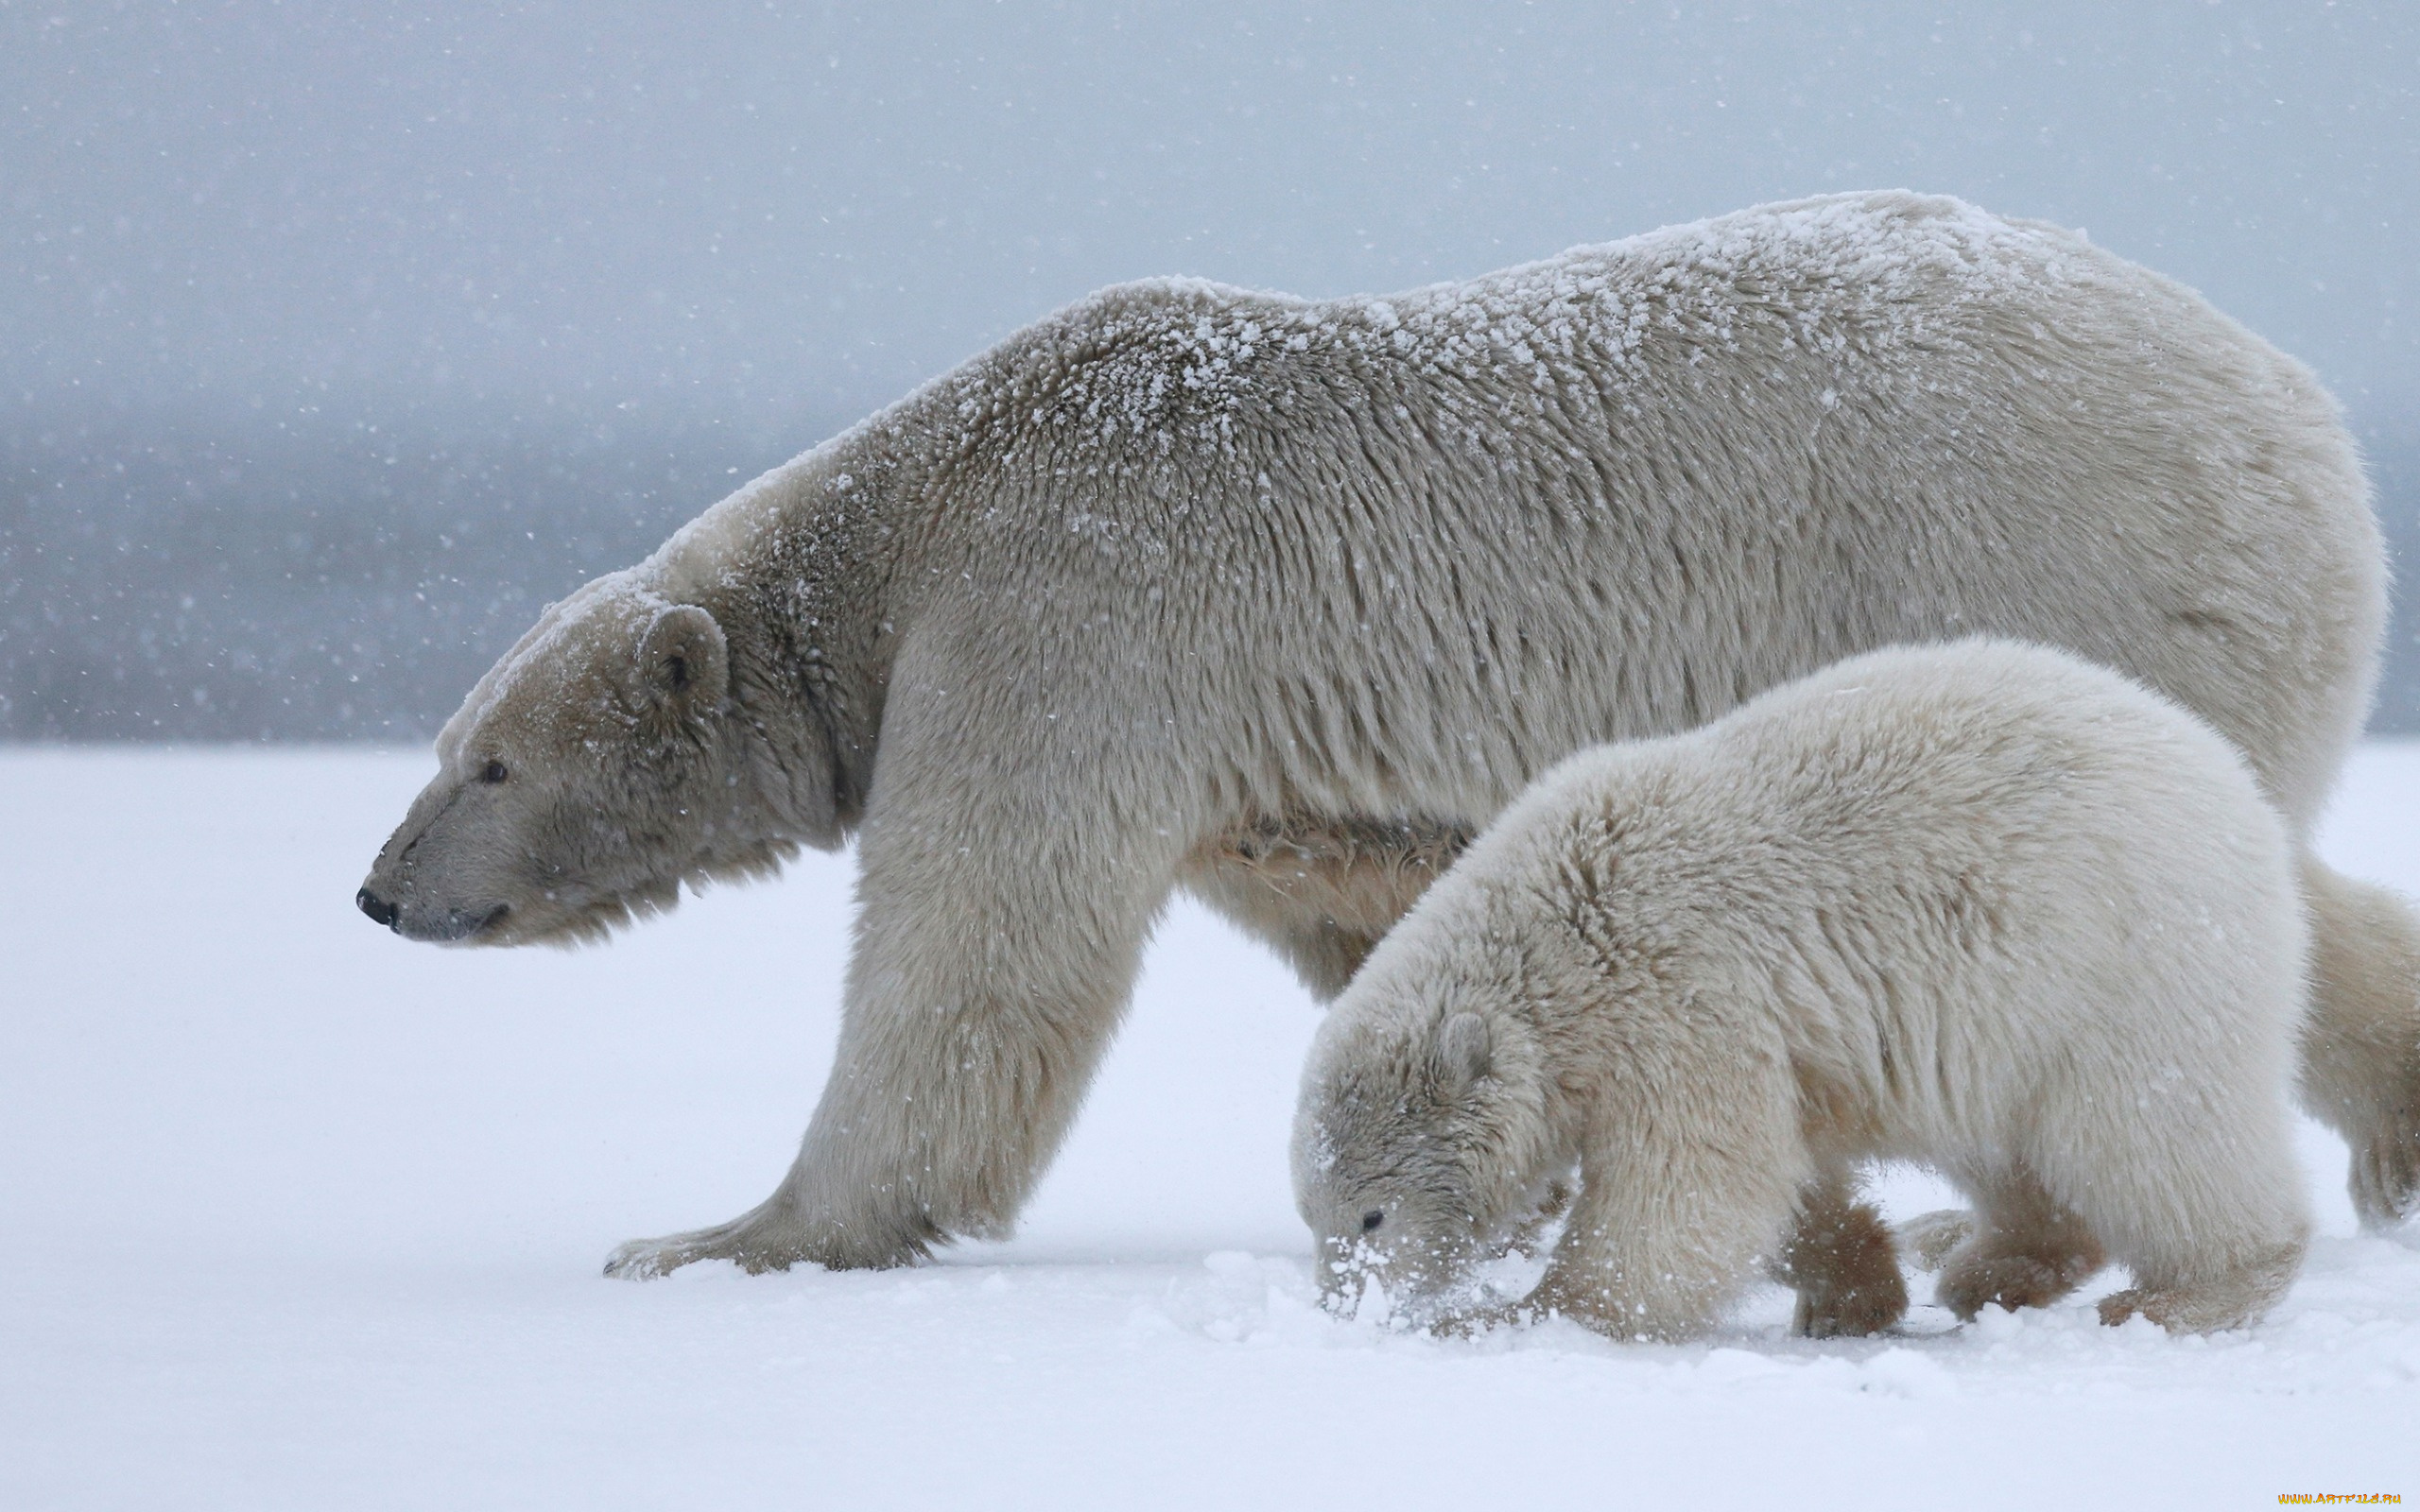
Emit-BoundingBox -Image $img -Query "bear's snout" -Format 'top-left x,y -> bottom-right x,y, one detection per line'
356,887 -> 400,930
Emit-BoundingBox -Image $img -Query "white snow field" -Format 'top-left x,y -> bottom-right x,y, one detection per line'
3,747 -> 2415,1510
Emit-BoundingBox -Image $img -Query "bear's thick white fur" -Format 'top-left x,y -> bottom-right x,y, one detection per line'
1295,640 -> 2313,1340
356,190 -> 2416,1282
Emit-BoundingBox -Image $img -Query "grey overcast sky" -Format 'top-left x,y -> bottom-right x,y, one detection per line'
5,1 -> 2416,432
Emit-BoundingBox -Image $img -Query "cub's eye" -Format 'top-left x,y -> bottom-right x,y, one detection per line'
1360,1210 -> 1386,1233
479,760 -> 509,785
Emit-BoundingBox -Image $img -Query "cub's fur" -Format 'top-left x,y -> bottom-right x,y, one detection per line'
1295,641 -> 2312,1340
354,191 -> 2412,1284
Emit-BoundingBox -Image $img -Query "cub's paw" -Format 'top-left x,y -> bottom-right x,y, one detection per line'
2095,1287 -> 2163,1331
1792,1262 -> 1909,1339
1426,1301 -> 1531,1339
2097,1283 -> 2262,1335
1935,1242 -> 2102,1321
1937,1253 -> 2063,1320
2096,1239 -> 2302,1335
1785,1201 -> 1909,1338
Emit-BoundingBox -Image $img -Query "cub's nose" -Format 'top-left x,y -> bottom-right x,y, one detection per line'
355,887 -> 401,930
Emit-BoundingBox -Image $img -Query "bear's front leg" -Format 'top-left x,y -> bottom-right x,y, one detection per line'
609,675 -> 1187,1277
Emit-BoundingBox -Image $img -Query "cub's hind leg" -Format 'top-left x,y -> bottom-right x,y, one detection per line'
2045,1059 -> 2311,1334
2096,1239 -> 2306,1333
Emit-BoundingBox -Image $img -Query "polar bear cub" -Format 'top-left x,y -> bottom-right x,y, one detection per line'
1293,639 -> 2311,1340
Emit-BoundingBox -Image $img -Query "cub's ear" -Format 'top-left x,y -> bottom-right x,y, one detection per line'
1436,1011 -> 1493,1092
636,604 -> 730,718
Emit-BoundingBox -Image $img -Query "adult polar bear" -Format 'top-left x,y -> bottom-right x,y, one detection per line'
358,191 -> 2420,1278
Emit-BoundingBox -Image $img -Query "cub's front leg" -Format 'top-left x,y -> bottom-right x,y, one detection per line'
1771,1170 -> 1909,1338
1531,1046 -> 1810,1341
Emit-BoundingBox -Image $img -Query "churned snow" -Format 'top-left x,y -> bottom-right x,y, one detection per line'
1,747 -> 2413,1509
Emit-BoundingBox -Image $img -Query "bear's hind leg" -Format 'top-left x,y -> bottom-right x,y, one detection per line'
2297,855 -> 2420,1228
1934,1163 -> 2106,1321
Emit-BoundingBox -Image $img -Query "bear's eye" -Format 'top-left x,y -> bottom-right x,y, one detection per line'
1360,1210 -> 1385,1233
479,760 -> 509,785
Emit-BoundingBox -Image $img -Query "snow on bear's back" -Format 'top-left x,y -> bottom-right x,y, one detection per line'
894,190 -> 2117,475
1350,189 -> 2101,381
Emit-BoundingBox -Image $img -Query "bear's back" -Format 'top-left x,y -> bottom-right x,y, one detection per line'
855,194 -> 2368,834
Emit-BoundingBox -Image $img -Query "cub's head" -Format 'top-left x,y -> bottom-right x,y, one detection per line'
1292,992 -> 1551,1321
357,573 -> 842,946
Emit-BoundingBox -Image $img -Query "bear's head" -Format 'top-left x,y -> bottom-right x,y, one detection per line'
1292,994 -> 1553,1321
357,571 -> 843,946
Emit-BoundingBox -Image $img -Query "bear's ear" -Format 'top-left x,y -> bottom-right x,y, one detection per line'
636,604 -> 730,719
1436,1011 -> 1493,1093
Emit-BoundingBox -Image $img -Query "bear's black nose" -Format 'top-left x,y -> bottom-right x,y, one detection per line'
356,887 -> 400,930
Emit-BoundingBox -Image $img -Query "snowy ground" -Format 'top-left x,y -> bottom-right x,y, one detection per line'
2,747 -> 2415,1509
